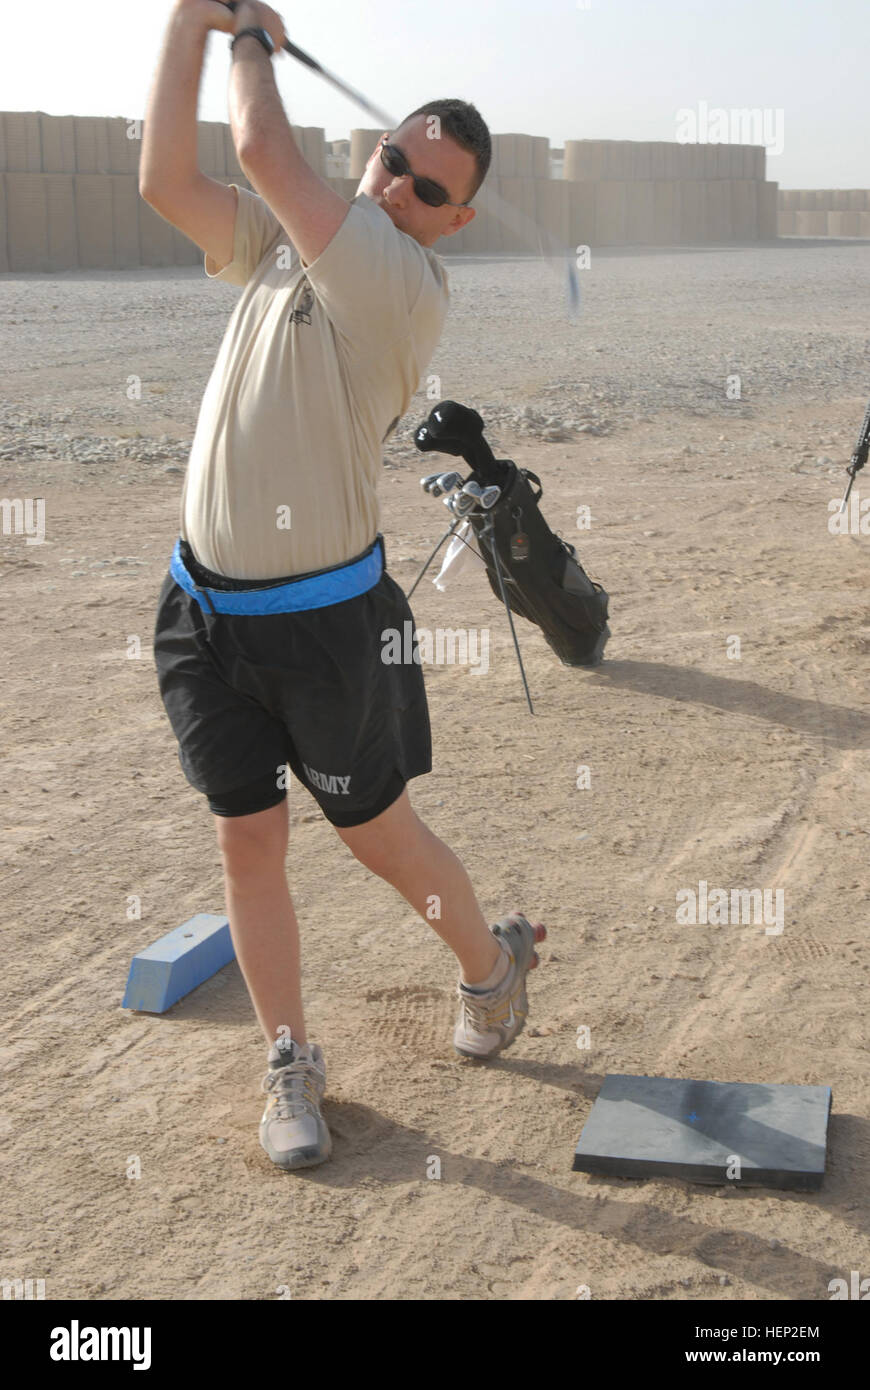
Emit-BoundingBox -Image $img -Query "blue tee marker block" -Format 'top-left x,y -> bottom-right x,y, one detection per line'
122,914 -> 235,1013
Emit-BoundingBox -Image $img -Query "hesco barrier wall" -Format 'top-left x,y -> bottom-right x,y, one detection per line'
776,189 -> 870,237
0,113 -> 782,272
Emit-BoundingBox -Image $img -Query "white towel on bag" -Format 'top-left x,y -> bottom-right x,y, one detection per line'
432,520 -> 484,592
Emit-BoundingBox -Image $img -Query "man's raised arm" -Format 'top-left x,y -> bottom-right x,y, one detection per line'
139,1 -> 241,270
140,1 -> 237,196
228,0 -> 350,268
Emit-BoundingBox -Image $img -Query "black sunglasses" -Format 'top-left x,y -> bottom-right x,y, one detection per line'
379,139 -> 470,209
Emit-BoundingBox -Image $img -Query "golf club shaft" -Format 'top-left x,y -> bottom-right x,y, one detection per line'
223,1 -> 397,127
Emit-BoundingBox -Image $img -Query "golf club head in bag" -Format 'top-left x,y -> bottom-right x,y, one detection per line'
414,419 -> 467,459
438,471 -> 465,494
420,469 -> 465,498
414,401 -> 611,669
445,490 -> 477,517
415,401 -> 511,486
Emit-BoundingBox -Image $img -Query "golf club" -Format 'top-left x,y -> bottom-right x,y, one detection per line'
445,491 -> 478,517
428,471 -> 465,498
421,472 -> 444,493
414,423 -> 468,458
437,471 -> 465,493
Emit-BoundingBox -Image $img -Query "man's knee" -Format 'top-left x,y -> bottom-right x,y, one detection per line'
335,787 -> 423,875
215,798 -> 288,874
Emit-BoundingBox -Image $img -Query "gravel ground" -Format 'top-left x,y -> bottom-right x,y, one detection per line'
2,241 -> 869,479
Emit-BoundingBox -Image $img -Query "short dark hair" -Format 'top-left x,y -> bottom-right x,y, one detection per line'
397,99 -> 491,204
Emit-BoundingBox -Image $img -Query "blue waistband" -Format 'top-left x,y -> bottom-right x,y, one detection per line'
170,535 -> 384,614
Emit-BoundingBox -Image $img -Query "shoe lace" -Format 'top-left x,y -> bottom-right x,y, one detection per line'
459,992 -> 500,1030
262,1061 -> 322,1122
458,982 -> 518,1032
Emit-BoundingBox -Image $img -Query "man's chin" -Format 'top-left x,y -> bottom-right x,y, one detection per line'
378,200 -> 414,237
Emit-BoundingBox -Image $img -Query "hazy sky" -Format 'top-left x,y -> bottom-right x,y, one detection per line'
5,0 -> 868,188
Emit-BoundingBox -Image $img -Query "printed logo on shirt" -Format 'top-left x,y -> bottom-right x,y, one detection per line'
302,763 -> 351,796
289,282 -> 314,326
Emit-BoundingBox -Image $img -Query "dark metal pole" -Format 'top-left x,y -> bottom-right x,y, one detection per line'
839,395 -> 870,512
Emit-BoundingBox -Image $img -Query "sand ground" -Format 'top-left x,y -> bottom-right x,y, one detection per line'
1,241 -> 868,1300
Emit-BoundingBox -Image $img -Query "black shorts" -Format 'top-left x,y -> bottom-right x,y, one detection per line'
152,536 -> 432,825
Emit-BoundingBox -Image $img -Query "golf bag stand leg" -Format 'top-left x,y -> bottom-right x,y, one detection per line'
479,513 -> 535,715
405,520 -> 463,601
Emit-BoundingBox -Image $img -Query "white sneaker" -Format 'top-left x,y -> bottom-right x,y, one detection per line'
259,1037 -> 332,1170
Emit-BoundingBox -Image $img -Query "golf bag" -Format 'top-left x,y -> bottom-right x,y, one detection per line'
412,401 -> 610,673
466,460 -> 609,668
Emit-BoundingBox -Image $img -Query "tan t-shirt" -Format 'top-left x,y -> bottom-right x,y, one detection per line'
179,184 -> 449,579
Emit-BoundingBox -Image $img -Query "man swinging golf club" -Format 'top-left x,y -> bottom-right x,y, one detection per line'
145,0 -> 546,1170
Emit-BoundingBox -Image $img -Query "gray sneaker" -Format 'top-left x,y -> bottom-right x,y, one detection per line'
454,912 -> 547,1059
259,1037 -> 332,1170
